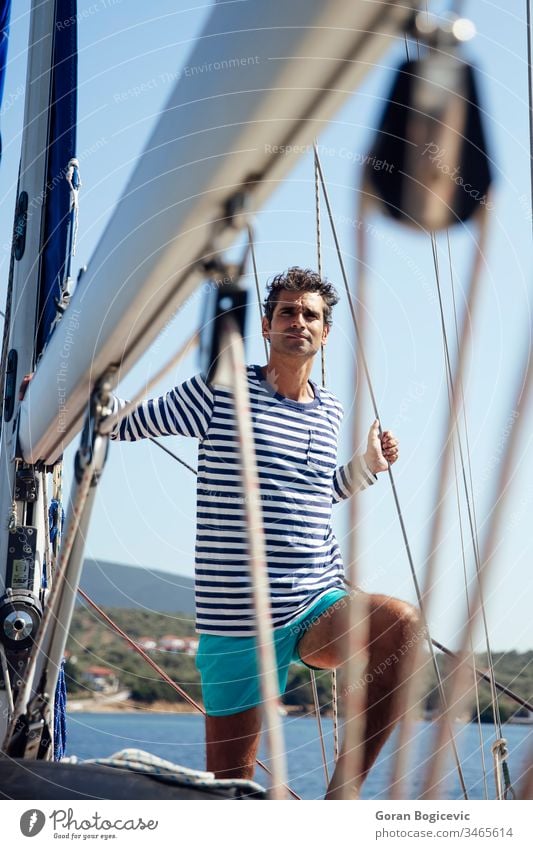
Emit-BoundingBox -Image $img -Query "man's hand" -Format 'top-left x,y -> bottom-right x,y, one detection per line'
364,419 -> 399,475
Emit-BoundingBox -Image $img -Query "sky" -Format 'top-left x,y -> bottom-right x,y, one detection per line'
0,1 -> 532,653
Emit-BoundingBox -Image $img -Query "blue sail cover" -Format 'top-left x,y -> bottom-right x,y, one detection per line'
0,0 -> 12,162
37,0 -> 78,356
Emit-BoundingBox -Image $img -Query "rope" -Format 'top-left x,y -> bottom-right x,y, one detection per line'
0,643 -> 14,714
147,437 -> 197,475
331,668 -> 340,761
492,738 -> 516,800
42,462 -> 68,761
395,37 -> 493,796
41,471 -> 52,589
430,639 -> 533,713
314,142 -> 326,386
452,429 -> 489,799
224,317 -> 289,800
432,233 -> 489,798
313,143 -> 469,798
149,435 -> 533,718
312,142 -> 336,781
53,658 -> 67,761
65,158 -> 80,259
247,214 -> 332,784
435,233 -> 504,739
52,462 -> 64,562
448,346 -> 533,801
49,160 -> 82,333
49,498 -> 65,556
419,204 -> 528,799
100,331 -> 199,436
333,191 -> 372,799
247,224 -> 268,360
406,0 -> 504,793
310,671 -> 329,784
76,586 -> 301,799
432,225 -> 515,798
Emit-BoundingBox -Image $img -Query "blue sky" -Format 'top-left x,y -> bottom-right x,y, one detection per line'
1,1 -> 532,652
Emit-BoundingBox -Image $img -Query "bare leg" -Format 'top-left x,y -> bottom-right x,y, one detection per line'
297,592 -> 422,799
205,706 -> 262,780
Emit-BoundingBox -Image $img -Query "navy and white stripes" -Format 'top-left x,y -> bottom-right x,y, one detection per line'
111,365 -> 375,635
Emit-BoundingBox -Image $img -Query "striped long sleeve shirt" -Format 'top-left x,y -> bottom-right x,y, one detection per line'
111,365 -> 376,635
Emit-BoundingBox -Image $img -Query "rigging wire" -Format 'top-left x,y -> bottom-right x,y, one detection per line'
314,143 -> 327,387
248,211 -> 331,785
432,233 -> 504,741
406,20 -> 498,769
431,232 -> 489,798
432,222 -> 517,800
417,204 -> 489,798
515,1 -> 533,798
414,202 -> 490,798
313,143 -> 469,798
422,323 -> 530,800
310,670 -> 330,786
403,26 -> 499,791
331,178 -> 372,800
224,317 -> 289,800
147,437 -> 197,475
247,224 -> 269,362
76,587 -> 301,800
147,437 -> 532,715
100,332 -> 200,436
312,145 -> 333,785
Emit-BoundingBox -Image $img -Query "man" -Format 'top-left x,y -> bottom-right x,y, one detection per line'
109,266 -> 419,799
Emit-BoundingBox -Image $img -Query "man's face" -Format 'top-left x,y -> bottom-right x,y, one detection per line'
262,290 -> 330,359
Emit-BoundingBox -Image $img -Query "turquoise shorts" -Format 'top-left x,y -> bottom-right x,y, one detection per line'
196,588 -> 348,716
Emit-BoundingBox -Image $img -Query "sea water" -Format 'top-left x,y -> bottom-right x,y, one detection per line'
66,713 -> 532,800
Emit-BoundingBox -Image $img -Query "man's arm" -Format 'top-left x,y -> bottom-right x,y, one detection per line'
332,455 -> 376,502
332,419 -> 399,503
110,373 -> 214,441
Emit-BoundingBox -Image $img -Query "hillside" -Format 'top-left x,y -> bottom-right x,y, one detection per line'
66,603 -> 533,719
79,559 -> 195,614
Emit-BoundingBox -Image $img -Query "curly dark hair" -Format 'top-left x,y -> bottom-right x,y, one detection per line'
263,267 -> 339,327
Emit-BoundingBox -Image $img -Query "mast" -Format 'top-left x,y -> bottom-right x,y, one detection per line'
0,0 -> 77,751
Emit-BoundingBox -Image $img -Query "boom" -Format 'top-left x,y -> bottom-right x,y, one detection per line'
19,0 -> 416,465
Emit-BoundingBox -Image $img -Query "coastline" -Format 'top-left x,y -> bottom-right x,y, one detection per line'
67,697 -> 311,716
67,698 -> 197,714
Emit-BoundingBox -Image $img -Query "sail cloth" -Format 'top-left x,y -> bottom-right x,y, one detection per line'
36,0 -> 78,357
0,0 -> 12,163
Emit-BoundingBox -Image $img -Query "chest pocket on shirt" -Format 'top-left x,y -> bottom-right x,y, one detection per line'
306,430 -> 336,475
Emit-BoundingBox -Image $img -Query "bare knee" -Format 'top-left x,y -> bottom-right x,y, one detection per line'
369,595 -> 423,660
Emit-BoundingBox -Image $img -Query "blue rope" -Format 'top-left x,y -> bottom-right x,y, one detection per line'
49,498 -> 64,547
53,658 -> 67,761
44,498 -> 65,589
48,498 -> 67,760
